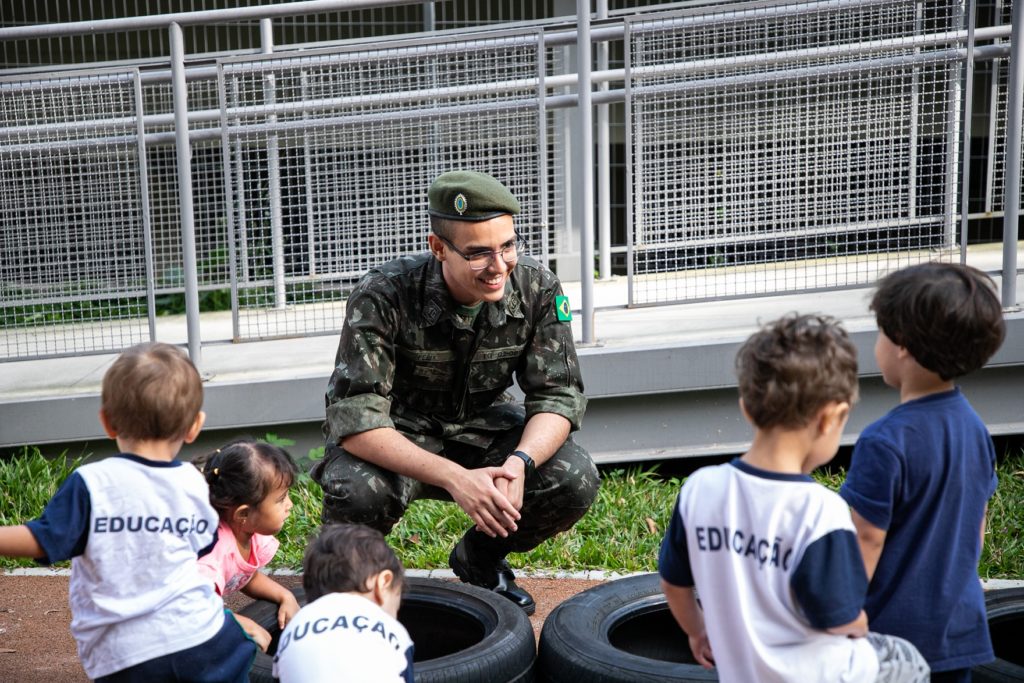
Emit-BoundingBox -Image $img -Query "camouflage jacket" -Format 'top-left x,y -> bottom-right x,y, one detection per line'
323,253 -> 586,448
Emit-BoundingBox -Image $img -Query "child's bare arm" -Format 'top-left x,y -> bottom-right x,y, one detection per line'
231,612 -> 272,652
242,572 -> 300,629
0,526 -> 45,559
850,509 -> 887,580
980,504 -> 988,548
826,609 -> 868,638
661,579 -> 715,669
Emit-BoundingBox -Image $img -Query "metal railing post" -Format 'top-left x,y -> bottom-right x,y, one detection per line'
1002,0 -> 1023,307
577,0 -> 595,343
133,70 -> 157,342
170,22 -> 203,368
422,1 -> 435,32
959,0 -> 977,264
596,0 -> 611,281
261,18 -> 288,310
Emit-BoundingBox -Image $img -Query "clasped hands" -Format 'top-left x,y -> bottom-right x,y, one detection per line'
448,457 -> 528,538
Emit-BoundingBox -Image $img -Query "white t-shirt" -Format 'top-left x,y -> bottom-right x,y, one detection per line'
273,592 -> 414,683
26,454 -> 224,679
659,459 -> 879,683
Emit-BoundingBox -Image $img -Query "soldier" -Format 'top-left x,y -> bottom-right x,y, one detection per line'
312,170 -> 600,614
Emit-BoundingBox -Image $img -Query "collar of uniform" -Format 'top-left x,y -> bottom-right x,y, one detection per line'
415,256 -> 525,328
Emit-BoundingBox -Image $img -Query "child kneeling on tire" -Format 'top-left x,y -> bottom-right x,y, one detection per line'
272,523 -> 414,682
659,314 -> 930,683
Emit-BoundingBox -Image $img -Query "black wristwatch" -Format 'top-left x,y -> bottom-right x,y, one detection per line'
508,450 -> 536,479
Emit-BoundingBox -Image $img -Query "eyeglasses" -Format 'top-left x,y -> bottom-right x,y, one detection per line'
438,234 -> 527,271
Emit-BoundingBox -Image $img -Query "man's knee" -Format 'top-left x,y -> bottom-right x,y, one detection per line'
537,439 -> 601,511
315,444 -> 405,534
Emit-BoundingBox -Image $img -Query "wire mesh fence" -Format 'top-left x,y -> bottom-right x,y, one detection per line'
0,1 -> 562,69
138,77 -> 233,304
0,69 -> 154,360
626,0 -> 965,305
985,0 -> 1024,215
0,0 -> 1021,361
218,29 -> 547,340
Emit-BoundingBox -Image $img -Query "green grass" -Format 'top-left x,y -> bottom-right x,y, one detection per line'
1,446 -> 1023,579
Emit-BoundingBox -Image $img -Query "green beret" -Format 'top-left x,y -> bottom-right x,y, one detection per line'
428,170 -> 521,222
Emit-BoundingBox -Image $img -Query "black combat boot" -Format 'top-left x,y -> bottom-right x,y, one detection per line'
448,536 -> 536,616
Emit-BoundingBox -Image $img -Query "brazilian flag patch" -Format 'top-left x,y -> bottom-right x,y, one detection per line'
555,295 -> 572,322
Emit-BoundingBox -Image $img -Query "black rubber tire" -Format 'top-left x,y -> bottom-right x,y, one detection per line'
973,588 -> 1024,682
241,577 -> 536,683
537,573 -> 717,682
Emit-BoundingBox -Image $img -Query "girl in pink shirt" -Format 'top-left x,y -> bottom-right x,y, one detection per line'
197,440 -> 301,652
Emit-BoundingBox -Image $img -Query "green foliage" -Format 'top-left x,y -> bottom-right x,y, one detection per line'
384,468 -> 685,572
980,450 -> 1024,579
1,446 -> 1023,580
0,447 -> 82,525
273,479 -> 324,568
261,433 -> 296,448
154,288 -> 232,316
0,447 -> 82,568
3,296 -> 147,327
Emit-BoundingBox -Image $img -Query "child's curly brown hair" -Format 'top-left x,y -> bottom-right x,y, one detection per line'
736,314 -> 859,429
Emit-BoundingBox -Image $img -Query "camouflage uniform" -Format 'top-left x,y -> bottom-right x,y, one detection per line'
312,251 -> 599,559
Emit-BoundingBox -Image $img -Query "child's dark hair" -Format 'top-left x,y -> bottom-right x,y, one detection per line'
196,440 -> 298,516
871,262 -> 1005,381
303,524 -> 405,603
737,313 -> 859,429
101,342 -> 203,442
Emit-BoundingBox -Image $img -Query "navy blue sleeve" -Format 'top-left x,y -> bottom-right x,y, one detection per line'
403,645 -> 415,683
985,437 -> 999,499
658,493 -> 694,587
790,529 -> 867,629
197,527 -> 219,559
24,472 -> 91,564
840,436 -> 901,531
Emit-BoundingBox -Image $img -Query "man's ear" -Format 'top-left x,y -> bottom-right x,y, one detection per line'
98,409 -> 118,439
427,233 -> 445,261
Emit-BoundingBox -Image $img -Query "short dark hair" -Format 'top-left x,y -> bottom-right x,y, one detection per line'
737,314 -> 859,429
429,215 -> 461,240
195,439 -> 298,517
871,262 -> 1005,380
101,342 -> 203,442
302,524 -> 405,603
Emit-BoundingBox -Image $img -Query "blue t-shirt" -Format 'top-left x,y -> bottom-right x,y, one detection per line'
840,388 -> 997,672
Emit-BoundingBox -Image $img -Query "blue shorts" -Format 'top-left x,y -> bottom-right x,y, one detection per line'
95,610 -> 256,683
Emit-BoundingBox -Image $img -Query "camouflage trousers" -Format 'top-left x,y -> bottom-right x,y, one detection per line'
311,424 -> 600,562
